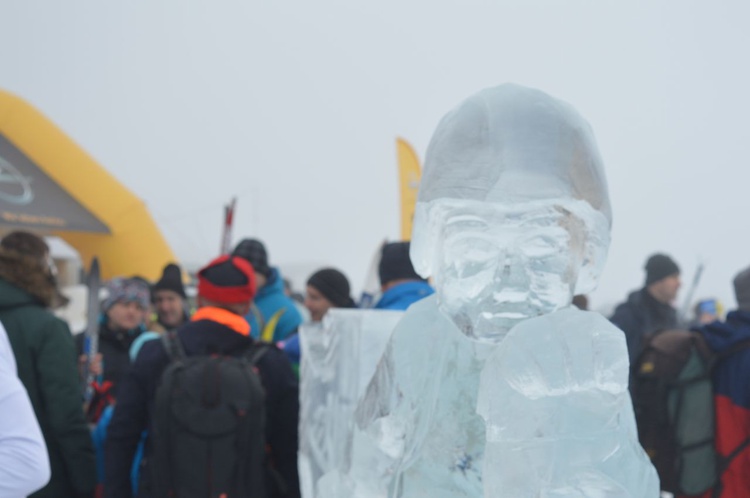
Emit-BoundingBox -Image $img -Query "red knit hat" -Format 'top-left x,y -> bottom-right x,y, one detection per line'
197,255 -> 256,304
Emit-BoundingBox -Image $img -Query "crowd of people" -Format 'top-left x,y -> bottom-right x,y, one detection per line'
0,228 -> 748,497
0,233 -> 434,498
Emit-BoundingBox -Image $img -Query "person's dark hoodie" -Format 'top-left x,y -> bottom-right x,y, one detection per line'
610,287 -> 678,364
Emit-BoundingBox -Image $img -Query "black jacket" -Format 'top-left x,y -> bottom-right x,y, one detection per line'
104,318 -> 300,498
610,287 -> 678,365
77,323 -> 144,399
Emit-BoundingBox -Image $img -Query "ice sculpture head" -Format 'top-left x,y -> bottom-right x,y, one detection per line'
411,84 -> 612,342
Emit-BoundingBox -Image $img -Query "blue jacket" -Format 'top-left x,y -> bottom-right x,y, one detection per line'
282,334 -> 301,366
697,310 -> 750,497
246,268 -> 302,342
374,281 -> 434,311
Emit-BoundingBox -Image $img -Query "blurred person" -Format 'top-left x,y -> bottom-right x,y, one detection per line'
374,241 -> 434,310
106,255 -> 300,498
283,268 -> 357,369
77,277 -> 150,420
92,331 -> 160,494
0,321 -> 51,497
610,253 -> 681,365
694,266 -> 750,497
691,298 -> 723,328
304,268 -> 357,322
149,263 -> 189,333
232,238 -> 302,341
0,231 -> 96,498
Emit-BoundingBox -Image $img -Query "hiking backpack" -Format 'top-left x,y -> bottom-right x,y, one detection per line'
632,329 -> 750,496
151,331 -> 269,498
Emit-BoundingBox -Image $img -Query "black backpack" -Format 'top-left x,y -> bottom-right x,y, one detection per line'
632,329 -> 750,497
151,331 -> 269,498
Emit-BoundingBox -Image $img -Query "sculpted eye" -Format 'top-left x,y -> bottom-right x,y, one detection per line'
520,237 -> 557,257
444,238 -> 501,277
444,216 -> 489,234
464,242 -> 499,262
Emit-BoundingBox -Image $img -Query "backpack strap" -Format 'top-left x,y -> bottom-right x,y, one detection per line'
161,330 -> 186,362
246,341 -> 271,366
234,341 -> 272,497
250,303 -> 266,332
152,333 -> 184,497
712,436 -> 750,498
261,309 -> 286,343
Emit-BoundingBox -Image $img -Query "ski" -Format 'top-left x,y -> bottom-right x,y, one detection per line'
221,197 -> 237,255
82,257 -> 101,412
678,261 -> 705,325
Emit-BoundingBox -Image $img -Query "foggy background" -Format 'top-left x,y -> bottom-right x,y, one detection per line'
2,1 -> 748,315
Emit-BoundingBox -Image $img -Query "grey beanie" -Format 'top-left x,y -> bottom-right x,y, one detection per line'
733,266 -> 750,311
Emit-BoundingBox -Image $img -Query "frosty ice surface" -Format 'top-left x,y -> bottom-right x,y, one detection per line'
298,309 -> 404,497
346,83 -> 658,497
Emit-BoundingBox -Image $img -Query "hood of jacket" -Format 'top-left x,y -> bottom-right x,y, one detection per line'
375,280 -> 435,310
699,310 -> 750,354
257,267 -> 284,299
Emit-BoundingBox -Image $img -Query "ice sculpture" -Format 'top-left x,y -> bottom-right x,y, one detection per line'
477,309 -> 656,496
298,309 -> 405,498
347,83 -> 659,497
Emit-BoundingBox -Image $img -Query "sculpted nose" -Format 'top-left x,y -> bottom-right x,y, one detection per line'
490,249 -> 511,283
498,248 -> 522,279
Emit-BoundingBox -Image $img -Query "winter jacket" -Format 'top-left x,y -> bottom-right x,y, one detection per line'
92,333 -> 158,491
76,321 -> 145,399
0,249 -> 97,498
246,267 -> 302,342
374,280 -> 434,311
697,310 -> 750,497
0,322 -> 50,497
282,334 -> 301,370
609,287 -> 679,365
105,307 -> 301,498
93,405 -> 146,493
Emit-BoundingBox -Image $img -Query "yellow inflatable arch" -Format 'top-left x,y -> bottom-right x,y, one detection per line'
0,89 -> 176,281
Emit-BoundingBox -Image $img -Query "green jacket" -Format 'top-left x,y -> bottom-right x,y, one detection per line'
0,249 -> 96,497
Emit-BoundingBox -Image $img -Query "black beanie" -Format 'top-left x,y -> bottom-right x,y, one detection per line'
152,263 -> 187,299
644,254 -> 680,286
378,242 -> 424,286
232,238 -> 272,279
307,268 -> 356,308
733,266 -> 750,312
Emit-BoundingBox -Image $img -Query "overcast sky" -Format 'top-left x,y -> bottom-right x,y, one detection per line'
2,1 -> 748,314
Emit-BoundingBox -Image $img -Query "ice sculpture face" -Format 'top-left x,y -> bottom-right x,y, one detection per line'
427,198 -> 593,341
410,83 -> 612,341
